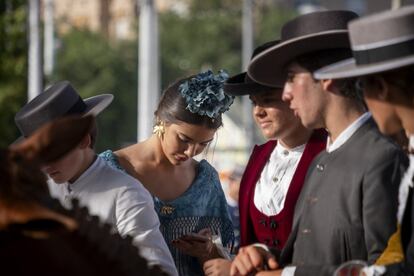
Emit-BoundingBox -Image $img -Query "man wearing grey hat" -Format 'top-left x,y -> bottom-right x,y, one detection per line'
315,5 -> 414,276
231,10 -> 407,276
14,81 -> 178,276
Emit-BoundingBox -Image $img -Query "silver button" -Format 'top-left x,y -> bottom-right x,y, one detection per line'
282,150 -> 289,156
316,164 -> 324,172
273,177 -> 279,182
308,196 -> 318,204
302,228 -> 311,234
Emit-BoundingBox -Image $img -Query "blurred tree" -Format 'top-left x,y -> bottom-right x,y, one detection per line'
0,0 -> 297,150
51,29 -> 138,151
0,0 -> 27,147
159,0 -> 242,89
255,2 -> 297,45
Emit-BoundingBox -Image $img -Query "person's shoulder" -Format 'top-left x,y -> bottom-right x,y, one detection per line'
98,159 -> 153,200
96,156 -> 142,186
255,140 -> 277,151
99,149 -> 123,169
365,124 -> 403,153
99,149 -> 115,160
355,121 -> 408,167
197,159 -> 218,176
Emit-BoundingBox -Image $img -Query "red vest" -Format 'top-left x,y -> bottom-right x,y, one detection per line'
239,130 -> 327,250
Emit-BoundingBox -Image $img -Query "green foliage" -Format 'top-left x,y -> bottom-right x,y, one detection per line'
0,0 -> 297,149
159,1 -> 296,89
51,29 -> 138,150
159,2 -> 241,88
255,4 -> 297,45
0,0 -> 27,146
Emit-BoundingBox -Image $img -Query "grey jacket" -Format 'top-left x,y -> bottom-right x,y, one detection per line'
279,118 -> 408,276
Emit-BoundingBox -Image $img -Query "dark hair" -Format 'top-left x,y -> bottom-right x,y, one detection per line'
295,48 -> 353,74
295,48 -> 363,101
154,76 -> 223,129
378,65 -> 414,94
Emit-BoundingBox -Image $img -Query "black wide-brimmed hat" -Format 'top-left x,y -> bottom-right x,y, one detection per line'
247,10 -> 358,87
15,81 -> 113,138
224,40 -> 282,96
314,6 -> 414,80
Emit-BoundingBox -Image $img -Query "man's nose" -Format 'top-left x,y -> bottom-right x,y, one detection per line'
282,88 -> 292,102
253,105 -> 265,117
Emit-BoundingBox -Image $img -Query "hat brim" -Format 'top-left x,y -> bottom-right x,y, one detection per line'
248,30 -> 350,87
12,94 -> 113,145
314,54 -> 414,80
83,94 -> 114,116
224,72 -> 280,96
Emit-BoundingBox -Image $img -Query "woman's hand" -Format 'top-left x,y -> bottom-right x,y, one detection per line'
172,228 -> 220,264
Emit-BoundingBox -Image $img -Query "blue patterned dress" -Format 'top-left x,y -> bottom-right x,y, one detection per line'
100,150 -> 234,276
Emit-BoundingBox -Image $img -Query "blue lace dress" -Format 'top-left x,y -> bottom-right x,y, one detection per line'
100,150 -> 234,276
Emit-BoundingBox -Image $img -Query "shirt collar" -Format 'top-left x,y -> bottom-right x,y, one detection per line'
66,155 -> 101,192
409,134 -> 414,153
274,141 -> 306,157
326,112 -> 371,153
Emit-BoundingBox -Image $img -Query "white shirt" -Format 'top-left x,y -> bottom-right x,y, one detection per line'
48,156 -> 178,276
283,112 -> 371,276
254,142 -> 306,216
326,112 -> 372,153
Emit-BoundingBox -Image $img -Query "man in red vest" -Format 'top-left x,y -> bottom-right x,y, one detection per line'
203,40 -> 326,276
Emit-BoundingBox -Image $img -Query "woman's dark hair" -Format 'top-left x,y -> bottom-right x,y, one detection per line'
154,76 -> 223,129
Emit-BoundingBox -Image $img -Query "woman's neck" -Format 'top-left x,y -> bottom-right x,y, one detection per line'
279,126 -> 313,150
145,135 -> 174,167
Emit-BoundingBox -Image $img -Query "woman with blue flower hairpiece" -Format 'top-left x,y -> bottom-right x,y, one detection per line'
100,69 -> 235,275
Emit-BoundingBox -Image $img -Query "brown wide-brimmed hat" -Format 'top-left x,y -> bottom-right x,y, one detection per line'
15,81 -> 113,139
314,6 -> 414,80
248,10 -> 358,87
224,40 -> 282,96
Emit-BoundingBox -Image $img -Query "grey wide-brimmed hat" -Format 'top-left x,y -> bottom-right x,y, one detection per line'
247,10 -> 358,87
314,6 -> 414,80
224,40 -> 282,96
15,81 -> 113,138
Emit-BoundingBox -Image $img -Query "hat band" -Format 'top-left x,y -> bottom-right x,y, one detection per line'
354,37 -> 414,65
66,96 -> 87,115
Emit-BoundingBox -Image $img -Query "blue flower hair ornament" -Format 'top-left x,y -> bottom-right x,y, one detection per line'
179,69 -> 235,119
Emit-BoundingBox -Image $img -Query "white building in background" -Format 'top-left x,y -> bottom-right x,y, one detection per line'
46,0 -> 189,40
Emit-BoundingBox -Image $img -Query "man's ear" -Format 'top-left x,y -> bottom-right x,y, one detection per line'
375,76 -> 389,101
365,76 -> 389,101
320,79 -> 334,91
78,134 -> 91,149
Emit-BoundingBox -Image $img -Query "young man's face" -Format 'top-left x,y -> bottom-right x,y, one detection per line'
42,146 -> 86,184
160,122 -> 216,165
282,62 -> 326,129
250,88 -> 303,140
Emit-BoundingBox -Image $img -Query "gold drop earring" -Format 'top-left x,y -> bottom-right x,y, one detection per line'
153,121 -> 165,139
